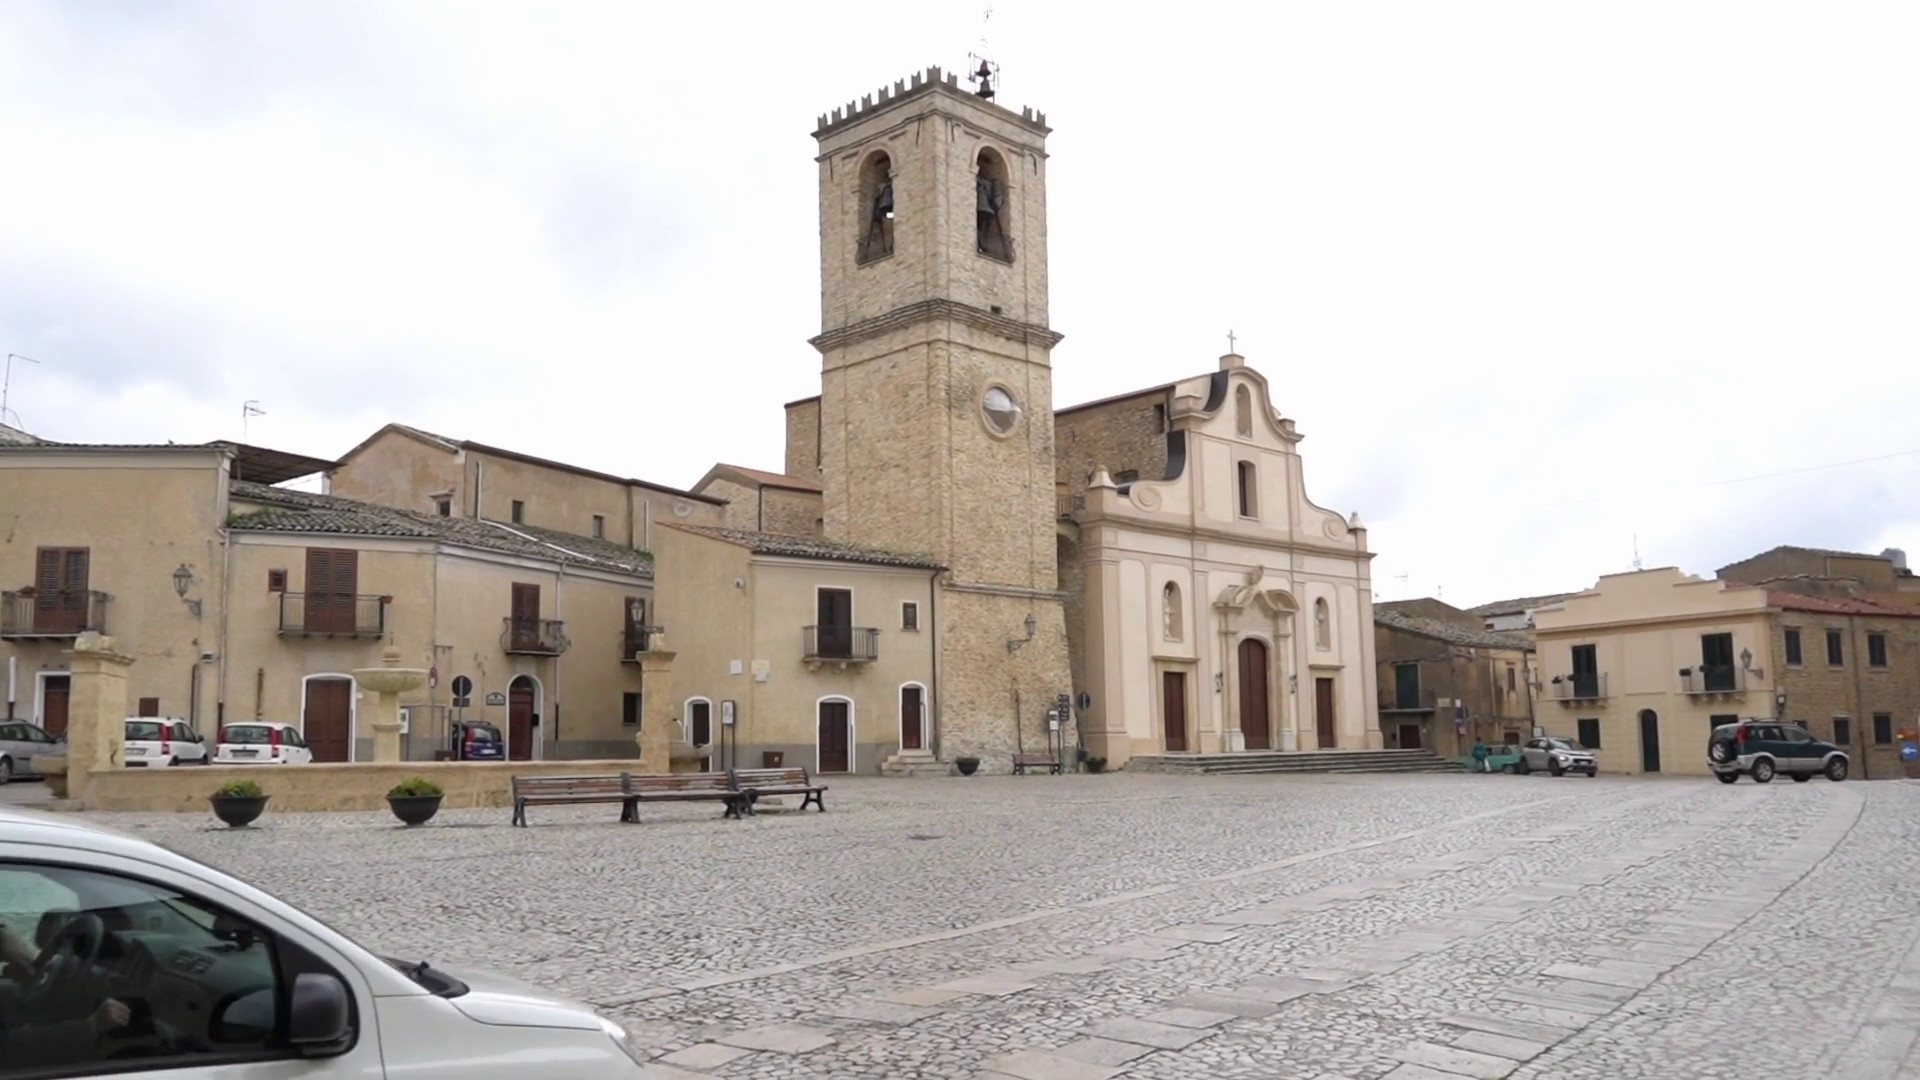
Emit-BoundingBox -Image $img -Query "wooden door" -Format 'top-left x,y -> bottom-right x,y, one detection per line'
1639,709 -> 1661,773
688,699 -> 712,770
304,549 -> 358,633
817,588 -> 853,658
34,548 -> 89,633
1237,639 -> 1271,750
1398,723 -> 1423,750
1315,677 -> 1337,749
41,676 -> 70,739
1162,670 -> 1188,752
508,678 -> 536,761
510,583 -> 541,650
818,700 -> 851,773
901,685 -> 925,751
303,678 -> 352,762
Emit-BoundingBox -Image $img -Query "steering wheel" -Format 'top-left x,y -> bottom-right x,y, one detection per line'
21,911 -> 106,1010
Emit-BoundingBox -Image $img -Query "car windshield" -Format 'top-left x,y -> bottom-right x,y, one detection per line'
1548,738 -> 1586,751
466,726 -> 499,742
223,726 -> 276,744
124,721 -> 164,740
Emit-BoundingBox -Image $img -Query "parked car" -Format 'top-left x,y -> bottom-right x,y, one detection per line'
451,720 -> 506,761
122,717 -> 210,767
0,805 -> 652,1077
1515,736 -> 1598,777
1708,720 -> 1848,783
1458,744 -> 1524,773
214,721 -> 315,765
0,720 -> 61,782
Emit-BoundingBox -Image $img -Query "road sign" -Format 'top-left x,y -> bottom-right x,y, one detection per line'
1902,742 -> 1918,762
485,691 -> 506,707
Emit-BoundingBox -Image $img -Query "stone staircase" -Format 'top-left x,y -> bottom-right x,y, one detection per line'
1124,748 -> 1461,776
880,750 -> 952,778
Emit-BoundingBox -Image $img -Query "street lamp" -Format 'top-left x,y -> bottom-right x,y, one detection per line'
1775,690 -> 1787,719
172,564 -> 193,598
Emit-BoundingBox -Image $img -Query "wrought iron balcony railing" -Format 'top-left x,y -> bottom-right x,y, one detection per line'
1550,673 -> 1609,701
502,617 -> 570,657
803,625 -> 879,664
278,593 -> 388,638
0,589 -> 109,639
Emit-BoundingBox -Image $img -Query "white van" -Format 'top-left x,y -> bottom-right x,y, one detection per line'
122,717 -> 210,767
213,721 -> 314,765
0,806 -> 652,1077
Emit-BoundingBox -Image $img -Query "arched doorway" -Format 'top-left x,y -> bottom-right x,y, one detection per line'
1639,709 -> 1661,773
508,676 -> 538,761
1237,639 -> 1272,750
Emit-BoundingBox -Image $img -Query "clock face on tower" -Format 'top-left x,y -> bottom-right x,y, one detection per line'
982,386 -> 1021,435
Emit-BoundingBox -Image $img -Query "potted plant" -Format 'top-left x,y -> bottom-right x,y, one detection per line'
1085,756 -> 1108,774
954,755 -> 981,776
209,779 -> 268,828
386,776 -> 444,826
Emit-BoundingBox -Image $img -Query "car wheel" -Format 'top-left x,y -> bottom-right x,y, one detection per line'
1549,761 -> 1565,777
0,757 -> 11,785
1585,769 -> 1597,777
1501,764 -> 1516,775
1752,758 -> 1775,783
1826,757 -> 1849,782
1708,742 -> 1736,765
1516,757 -> 1531,775
1715,771 -> 1738,784
1791,773 -> 1811,782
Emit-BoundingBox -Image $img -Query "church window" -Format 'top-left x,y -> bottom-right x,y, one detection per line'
1236,461 -> 1258,518
1153,403 -> 1167,433
975,148 -> 1014,262
1113,470 -> 1139,486
1314,598 -> 1332,650
1162,582 -> 1183,642
982,386 -> 1021,435
856,152 -> 895,264
1235,385 -> 1253,438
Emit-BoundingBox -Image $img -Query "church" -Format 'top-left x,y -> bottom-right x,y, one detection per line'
660,67 -> 1380,773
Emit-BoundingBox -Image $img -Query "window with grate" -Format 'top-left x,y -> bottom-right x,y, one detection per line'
1577,718 -> 1601,748
622,692 -> 641,726
1869,632 -> 1888,668
901,602 -> 919,631
1784,628 -> 1802,666
1874,713 -> 1893,744
1833,717 -> 1852,746
1827,630 -> 1844,666
511,500 -> 525,525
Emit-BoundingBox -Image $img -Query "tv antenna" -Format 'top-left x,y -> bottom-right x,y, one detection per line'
1631,533 -> 1643,571
3,353 -> 40,428
967,6 -> 999,100
241,400 -> 265,444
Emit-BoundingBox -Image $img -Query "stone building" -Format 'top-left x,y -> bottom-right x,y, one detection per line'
0,440 -> 656,762
1718,544 -> 1920,601
690,464 -> 824,537
1373,600 -> 1535,757
1468,592 -> 1577,632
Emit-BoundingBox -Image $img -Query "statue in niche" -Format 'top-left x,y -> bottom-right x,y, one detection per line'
1314,598 -> 1331,650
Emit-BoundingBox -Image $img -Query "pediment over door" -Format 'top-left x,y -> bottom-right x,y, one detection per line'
1215,567 -> 1298,636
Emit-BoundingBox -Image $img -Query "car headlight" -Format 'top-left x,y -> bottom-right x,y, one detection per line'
599,1016 -> 650,1069
1551,753 -> 1568,763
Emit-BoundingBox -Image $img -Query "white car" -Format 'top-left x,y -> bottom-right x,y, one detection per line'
122,717 -> 210,767
214,721 -> 314,765
0,805 -> 652,1077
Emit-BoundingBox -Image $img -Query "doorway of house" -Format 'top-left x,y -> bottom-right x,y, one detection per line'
303,677 -> 352,762
40,675 -> 71,739
1639,709 -> 1661,773
818,699 -> 850,772
508,677 -> 536,761
900,686 -> 925,751
687,699 -> 712,770
1237,639 -> 1271,751
1162,671 -> 1188,752
1315,677 -> 1337,749
1397,723 -> 1423,750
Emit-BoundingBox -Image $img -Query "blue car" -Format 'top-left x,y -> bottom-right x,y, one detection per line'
451,721 -> 505,761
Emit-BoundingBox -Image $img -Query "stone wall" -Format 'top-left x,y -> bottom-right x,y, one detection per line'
936,587 -> 1074,771
784,397 -> 822,483
1772,611 -> 1920,779
1054,390 -> 1170,495
1720,550 -> 1901,594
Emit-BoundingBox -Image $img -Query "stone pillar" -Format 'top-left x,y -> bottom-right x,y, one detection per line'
353,646 -> 427,764
637,642 -> 675,772
66,632 -> 135,804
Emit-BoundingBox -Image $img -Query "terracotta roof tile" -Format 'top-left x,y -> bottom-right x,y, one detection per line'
705,463 -> 823,493
1766,591 -> 1920,617
1375,608 -> 1535,650
671,525 -> 942,570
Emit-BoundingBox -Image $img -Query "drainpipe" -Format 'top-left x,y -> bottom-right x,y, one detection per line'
474,460 -> 485,519
551,564 -> 563,759
1851,614 -> 1870,780
929,571 -> 942,761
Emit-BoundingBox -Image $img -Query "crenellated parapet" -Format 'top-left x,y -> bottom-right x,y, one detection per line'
814,65 -> 1049,137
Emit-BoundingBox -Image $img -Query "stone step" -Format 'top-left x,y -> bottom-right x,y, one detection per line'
880,753 -> 952,778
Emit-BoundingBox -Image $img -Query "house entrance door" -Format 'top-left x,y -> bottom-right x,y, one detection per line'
1639,709 -> 1662,773
303,678 -> 352,763
41,676 -> 70,739
508,677 -> 536,761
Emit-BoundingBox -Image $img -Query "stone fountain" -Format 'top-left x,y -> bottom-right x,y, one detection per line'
353,645 -> 428,763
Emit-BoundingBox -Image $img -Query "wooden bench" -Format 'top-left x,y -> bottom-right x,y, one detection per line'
510,773 -> 635,827
1011,752 -> 1061,775
629,772 -> 755,819
728,767 -> 828,813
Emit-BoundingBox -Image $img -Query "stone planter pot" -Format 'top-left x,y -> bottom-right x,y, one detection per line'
954,757 -> 980,776
1085,757 -> 1108,774
33,754 -> 68,799
386,794 -> 443,826
209,795 -> 269,828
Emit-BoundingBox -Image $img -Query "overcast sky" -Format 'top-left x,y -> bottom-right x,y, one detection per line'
2,2 -> 1915,606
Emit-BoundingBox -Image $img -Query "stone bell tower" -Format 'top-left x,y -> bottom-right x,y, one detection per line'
811,67 -> 1071,765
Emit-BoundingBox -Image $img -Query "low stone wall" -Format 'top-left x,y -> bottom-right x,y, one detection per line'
80,760 -> 650,813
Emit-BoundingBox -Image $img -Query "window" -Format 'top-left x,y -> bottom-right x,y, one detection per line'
31,546 -> 91,633
1570,644 -> 1600,698
1393,663 -> 1421,710
1314,598 -> 1331,650
1827,629 -> 1844,666
137,697 -> 160,717
901,602 -> 919,631
975,148 -> 1013,261
1869,632 -> 1888,668
982,387 -> 1021,435
592,514 -> 606,540
1576,718 -> 1602,748
1152,403 -> 1168,433
1506,665 -> 1517,693
1874,713 -> 1893,745
434,496 -> 451,517
1833,717 -> 1852,746
267,568 -> 287,592
0,861 -> 289,1073
1699,633 -> 1735,691
622,691 -> 641,726
1162,582 -> 1183,641
855,151 -> 895,264
1112,470 -> 1139,486
303,548 -> 359,634
510,499 -> 526,525
1784,628 -> 1802,666
1235,385 -> 1253,438
1236,460 -> 1258,518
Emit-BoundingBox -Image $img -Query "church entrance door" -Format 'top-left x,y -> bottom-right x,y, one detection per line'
1162,671 -> 1188,752
1315,677 -> 1338,749
1237,639 -> 1271,751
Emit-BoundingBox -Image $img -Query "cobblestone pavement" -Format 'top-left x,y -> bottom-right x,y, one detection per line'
37,771 -> 1920,1079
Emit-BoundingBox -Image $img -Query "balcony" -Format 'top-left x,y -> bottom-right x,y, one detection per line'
0,589 -> 109,640
1681,665 -> 1747,696
620,624 -> 663,662
502,617 -> 570,657
804,625 -> 879,670
1549,673 -> 1610,702
278,593 -> 388,638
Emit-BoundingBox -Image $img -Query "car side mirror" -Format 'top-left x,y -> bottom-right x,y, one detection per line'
288,972 -> 355,1056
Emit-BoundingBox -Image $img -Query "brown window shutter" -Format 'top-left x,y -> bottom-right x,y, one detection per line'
306,548 -> 331,597
332,549 -> 358,596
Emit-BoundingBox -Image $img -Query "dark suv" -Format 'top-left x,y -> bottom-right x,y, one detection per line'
1708,721 -> 1848,784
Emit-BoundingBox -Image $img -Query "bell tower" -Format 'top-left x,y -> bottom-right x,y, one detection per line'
810,67 -> 1070,765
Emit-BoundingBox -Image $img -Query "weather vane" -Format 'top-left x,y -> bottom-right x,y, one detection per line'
967,6 -> 999,100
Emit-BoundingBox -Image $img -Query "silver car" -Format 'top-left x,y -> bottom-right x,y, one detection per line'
0,720 -> 60,782
1516,735 -> 1598,777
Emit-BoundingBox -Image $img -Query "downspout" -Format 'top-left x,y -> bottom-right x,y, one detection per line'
549,563 -> 562,760
757,485 -> 766,532
474,459 -> 485,520
1851,614 -> 1870,780
930,570 -> 942,760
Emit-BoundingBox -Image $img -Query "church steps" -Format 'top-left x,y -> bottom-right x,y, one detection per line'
1124,749 -> 1461,776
